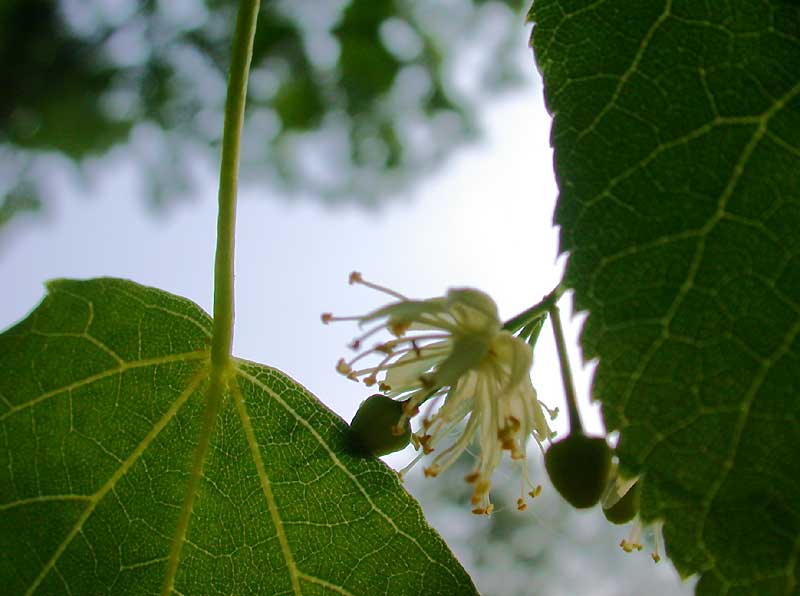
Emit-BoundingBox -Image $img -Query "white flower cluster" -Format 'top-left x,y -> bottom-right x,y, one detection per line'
323,272 -> 557,514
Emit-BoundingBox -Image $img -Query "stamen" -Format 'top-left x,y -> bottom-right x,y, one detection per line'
470,479 -> 491,505
419,373 -> 435,389
541,402 -> 559,420
516,498 -> 527,511
321,314 -> 363,323
348,321 -> 387,350
399,451 -> 426,477
651,522 -> 662,563
380,333 -> 451,349
345,339 -> 445,383
423,465 -> 440,477
464,471 -> 480,483
428,414 -> 482,475
389,320 -> 411,337
651,552 -> 661,563
620,521 -> 644,553
418,434 -> 434,454
348,347 -> 401,380
349,271 -> 409,300
498,416 -> 522,453
416,313 -> 460,334
401,400 -> 419,418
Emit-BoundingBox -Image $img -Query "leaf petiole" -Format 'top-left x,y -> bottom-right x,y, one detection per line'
211,0 -> 261,367
161,1 -> 260,594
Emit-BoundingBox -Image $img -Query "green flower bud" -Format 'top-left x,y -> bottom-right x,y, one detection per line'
349,394 -> 411,457
603,480 -> 640,525
545,433 -> 611,509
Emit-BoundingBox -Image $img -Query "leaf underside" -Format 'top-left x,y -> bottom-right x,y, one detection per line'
0,278 -> 475,595
531,1 -> 800,594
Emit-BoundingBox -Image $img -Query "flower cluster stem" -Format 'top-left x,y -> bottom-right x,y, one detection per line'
502,283 -> 565,333
549,302 -> 583,435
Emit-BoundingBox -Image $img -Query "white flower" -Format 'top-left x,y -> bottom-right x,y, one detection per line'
602,471 -> 662,563
323,272 -> 557,513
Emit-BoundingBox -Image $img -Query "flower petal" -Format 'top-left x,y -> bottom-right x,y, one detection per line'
429,334 -> 492,387
383,340 -> 450,389
489,332 -> 533,390
446,288 -> 500,328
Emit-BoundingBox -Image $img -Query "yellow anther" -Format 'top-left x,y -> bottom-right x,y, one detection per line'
464,471 -> 480,484
389,320 -> 411,336
423,466 -> 439,478
418,434 -> 434,454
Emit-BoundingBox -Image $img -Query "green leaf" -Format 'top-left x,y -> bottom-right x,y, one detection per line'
0,278 -> 475,595
531,2 -> 800,594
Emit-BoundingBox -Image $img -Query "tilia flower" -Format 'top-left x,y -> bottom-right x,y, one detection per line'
322,272 -> 556,514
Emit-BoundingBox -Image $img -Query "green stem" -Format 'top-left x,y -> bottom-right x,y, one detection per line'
161,3 -> 260,593
502,283 -> 565,333
549,302 -> 583,435
211,0 -> 261,366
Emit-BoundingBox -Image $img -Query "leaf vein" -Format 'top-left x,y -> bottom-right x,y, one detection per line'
231,375 -> 302,596
23,366 -> 206,596
0,350 -> 209,421
234,363 -> 464,587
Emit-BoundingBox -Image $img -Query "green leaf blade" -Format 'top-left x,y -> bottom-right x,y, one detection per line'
1,278 -> 474,595
531,1 -> 800,593
228,362 -> 474,595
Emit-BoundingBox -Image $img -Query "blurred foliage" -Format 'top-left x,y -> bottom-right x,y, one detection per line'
0,0 -> 528,230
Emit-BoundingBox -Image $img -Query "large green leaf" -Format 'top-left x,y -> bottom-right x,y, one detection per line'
531,2 -> 800,594
0,278 -> 475,595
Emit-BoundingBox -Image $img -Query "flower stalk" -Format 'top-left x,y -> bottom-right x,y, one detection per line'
549,301 -> 583,435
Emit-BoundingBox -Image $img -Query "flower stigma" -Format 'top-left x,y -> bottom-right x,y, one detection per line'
323,272 -> 557,514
